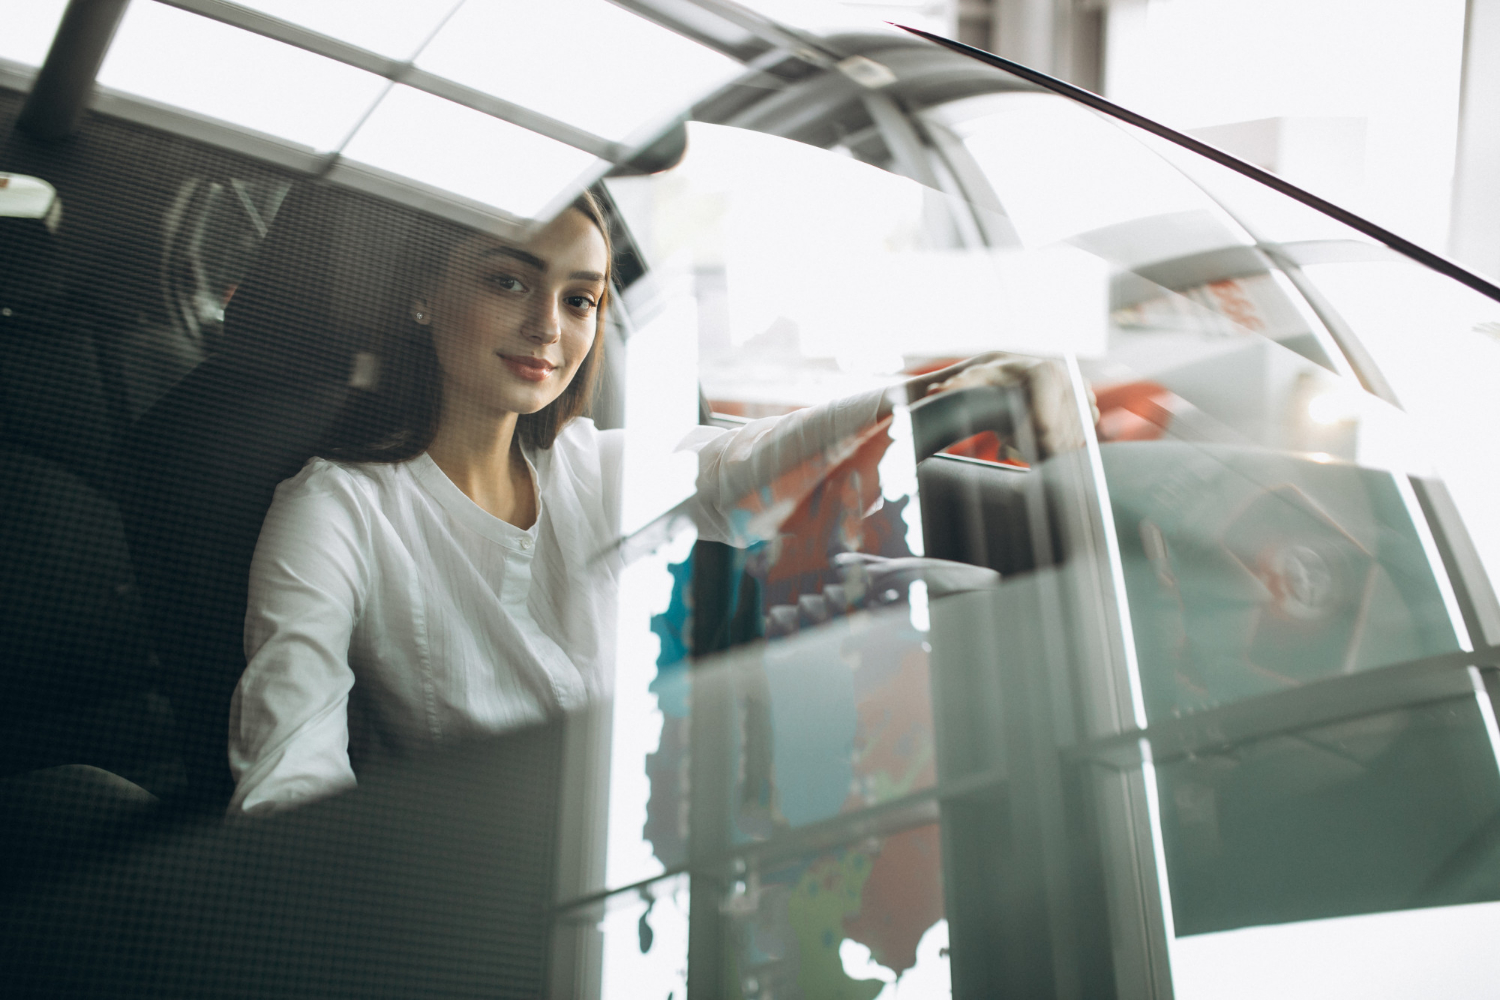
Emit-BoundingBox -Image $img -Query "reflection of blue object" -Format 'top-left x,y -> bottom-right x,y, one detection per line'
763,632 -> 858,827
638,903 -> 655,954
649,554 -> 694,718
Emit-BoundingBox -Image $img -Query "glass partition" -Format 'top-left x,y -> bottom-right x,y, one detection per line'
8,11 -> 1500,1000
584,66 -> 1500,998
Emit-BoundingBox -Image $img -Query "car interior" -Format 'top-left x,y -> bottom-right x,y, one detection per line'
4,4 -> 1500,999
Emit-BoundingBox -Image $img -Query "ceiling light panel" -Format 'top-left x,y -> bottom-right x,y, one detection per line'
415,0 -> 744,144
338,84 -> 604,222
0,0 -> 70,68
98,1 -> 387,151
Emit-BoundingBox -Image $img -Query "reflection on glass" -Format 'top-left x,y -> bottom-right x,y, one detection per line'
582,875 -> 691,1000
1301,259 -> 1500,593
948,93 -> 1221,251
119,176 -> 293,419
1172,898 -> 1500,1000
726,600 -> 935,843
417,0 -> 743,143
919,90 -> 1473,721
338,85 -> 603,220
1106,439 -> 1462,719
1153,694 -> 1500,995
623,572 -> 937,874
605,531 -> 694,891
1131,123 -> 1373,246
97,2 -> 388,151
232,0 -> 460,60
590,68 -> 1499,998
725,825 -> 949,999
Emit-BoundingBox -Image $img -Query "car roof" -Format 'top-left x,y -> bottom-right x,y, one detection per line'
3,2 -> 975,239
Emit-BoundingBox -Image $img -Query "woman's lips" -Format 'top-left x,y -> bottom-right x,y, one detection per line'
499,354 -> 555,382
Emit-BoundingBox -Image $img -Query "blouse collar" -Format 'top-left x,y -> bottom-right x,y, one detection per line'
408,450 -> 543,548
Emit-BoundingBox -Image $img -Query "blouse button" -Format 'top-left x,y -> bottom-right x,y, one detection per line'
519,537 -> 532,550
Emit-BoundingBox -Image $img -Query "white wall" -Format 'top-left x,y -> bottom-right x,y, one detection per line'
1102,0 -> 1468,254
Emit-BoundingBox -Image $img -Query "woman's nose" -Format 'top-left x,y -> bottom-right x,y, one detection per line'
522,296 -> 562,344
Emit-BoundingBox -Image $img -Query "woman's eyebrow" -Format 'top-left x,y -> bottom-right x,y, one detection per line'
479,246 -> 546,269
479,247 -> 602,284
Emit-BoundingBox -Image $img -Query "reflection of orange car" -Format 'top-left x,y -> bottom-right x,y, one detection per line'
1093,380 -> 1176,442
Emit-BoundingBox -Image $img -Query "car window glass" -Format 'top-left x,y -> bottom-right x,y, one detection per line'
416,0 -> 743,144
229,0 -> 460,61
1298,259 -> 1500,591
611,121 -> 1109,417
116,176 -> 292,419
9,12 -> 1500,998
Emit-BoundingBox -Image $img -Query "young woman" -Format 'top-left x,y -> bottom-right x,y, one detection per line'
227,192 -> 1083,816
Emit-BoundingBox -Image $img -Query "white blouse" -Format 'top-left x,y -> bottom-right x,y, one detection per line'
228,391 -> 884,815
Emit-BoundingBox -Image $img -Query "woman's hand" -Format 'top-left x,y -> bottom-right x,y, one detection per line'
903,352 -> 1099,460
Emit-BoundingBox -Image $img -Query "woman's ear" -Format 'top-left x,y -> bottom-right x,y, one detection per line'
411,299 -> 432,326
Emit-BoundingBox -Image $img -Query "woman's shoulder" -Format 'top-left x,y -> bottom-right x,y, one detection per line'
550,418 -> 623,480
275,456 -> 402,509
554,416 -> 624,455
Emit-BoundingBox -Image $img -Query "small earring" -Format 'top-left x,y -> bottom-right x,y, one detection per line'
413,310 -> 429,325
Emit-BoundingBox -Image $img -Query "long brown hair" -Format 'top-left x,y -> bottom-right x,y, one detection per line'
320,191 -> 614,462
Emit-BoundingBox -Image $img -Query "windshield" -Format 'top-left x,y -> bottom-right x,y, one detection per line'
4,8 -> 1499,1000
588,60 -> 1500,1000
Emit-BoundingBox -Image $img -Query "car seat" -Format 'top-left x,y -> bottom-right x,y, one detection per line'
119,182 -> 434,810
0,195 -> 170,792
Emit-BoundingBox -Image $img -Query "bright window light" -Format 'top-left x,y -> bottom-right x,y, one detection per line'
957,94 -> 1214,249
98,1 -> 387,151
1106,0 -> 1466,255
339,84 -> 603,221
1173,900 -> 1500,1000
415,0 -> 743,143
231,0 -> 460,60
0,0 -> 69,68
739,0 -> 919,34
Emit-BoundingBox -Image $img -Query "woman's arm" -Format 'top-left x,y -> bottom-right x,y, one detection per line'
228,466 -> 371,816
679,389 -> 886,543
679,353 -> 1094,543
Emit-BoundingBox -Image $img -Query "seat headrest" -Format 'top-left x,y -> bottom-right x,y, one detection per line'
0,174 -> 64,319
220,182 -> 469,382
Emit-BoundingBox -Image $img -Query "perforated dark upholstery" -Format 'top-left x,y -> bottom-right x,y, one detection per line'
3,724 -> 565,998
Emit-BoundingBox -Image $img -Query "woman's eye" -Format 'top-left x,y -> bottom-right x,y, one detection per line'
486,274 -> 526,293
566,294 -> 597,311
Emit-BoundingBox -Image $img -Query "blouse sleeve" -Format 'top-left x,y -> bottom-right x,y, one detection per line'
677,388 -> 886,544
227,464 -> 371,817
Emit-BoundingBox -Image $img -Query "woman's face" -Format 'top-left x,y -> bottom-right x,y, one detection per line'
423,208 -> 608,418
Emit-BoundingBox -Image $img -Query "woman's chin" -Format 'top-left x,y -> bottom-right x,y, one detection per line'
492,384 -> 565,416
